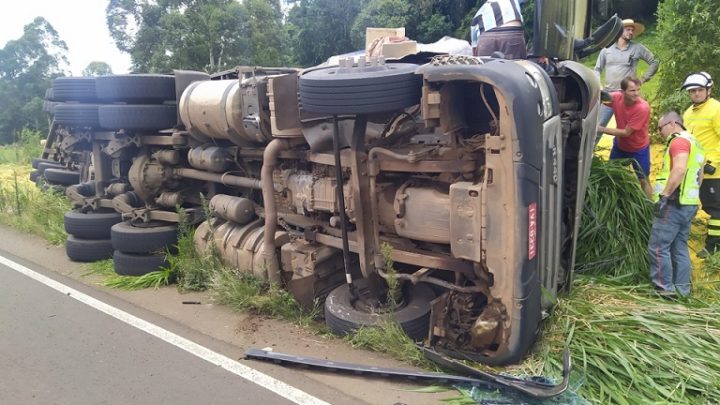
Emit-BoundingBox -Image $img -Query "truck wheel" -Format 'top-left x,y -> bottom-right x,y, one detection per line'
37,161 -> 66,173
113,250 -> 168,276
43,168 -> 80,186
32,158 -> 58,169
98,104 -> 177,131
65,236 -> 113,262
51,77 -> 97,102
64,210 -> 122,239
324,282 -> 434,341
96,74 -> 176,103
111,221 -> 179,254
54,104 -> 100,127
299,63 -> 421,115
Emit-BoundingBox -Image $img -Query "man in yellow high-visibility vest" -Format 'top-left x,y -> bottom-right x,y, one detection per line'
682,72 -> 720,257
649,111 -> 704,297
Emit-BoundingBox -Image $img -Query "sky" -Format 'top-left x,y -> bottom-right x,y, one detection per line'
0,0 -> 131,76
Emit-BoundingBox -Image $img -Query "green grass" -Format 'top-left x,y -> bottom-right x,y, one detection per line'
523,278 -> 720,404
84,259 -> 175,290
212,267 -> 320,327
167,217 -> 215,292
346,321 -> 434,369
574,157 -> 654,282
0,164 -> 69,244
0,129 -> 44,165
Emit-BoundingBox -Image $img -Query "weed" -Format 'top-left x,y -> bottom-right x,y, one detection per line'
346,320 -> 434,369
212,267 -> 319,326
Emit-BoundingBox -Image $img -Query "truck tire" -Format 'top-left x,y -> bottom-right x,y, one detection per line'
54,104 -> 100,127
111,221 -> 179,254
299,63 -> 421,114
52,77 -> 97,102
96,74 -> 176,103
37,161 -> 66,173
113,250 -> 168,276
32,158 -> 59,169
43,168 -> 80,186
324,282 -> 434,341
65,236 -> 113,262
98,104 -> 177,131
64,210 -> 122,239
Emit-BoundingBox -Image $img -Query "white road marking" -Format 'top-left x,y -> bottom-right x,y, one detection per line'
0,254 -> 330,405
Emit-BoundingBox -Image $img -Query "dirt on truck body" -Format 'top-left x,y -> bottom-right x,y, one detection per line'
35,1 -> 622,365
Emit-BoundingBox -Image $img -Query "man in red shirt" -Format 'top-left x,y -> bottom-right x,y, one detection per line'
598,76 -> 652,198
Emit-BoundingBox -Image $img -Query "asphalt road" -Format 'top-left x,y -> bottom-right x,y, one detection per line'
0,224 -> 452,405
0,254 -> 319,405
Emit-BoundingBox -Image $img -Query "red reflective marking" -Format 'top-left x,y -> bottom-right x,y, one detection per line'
528,202 -> 537,260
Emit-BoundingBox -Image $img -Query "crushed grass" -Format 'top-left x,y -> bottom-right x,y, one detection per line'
511,278 -> 720,404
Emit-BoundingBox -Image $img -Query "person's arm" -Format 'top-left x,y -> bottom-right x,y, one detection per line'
713,107 -> 720,139
598,125 -> 635,138
639,45 -> 660,83
594,49 -> 606,79
661,149 -> 689,198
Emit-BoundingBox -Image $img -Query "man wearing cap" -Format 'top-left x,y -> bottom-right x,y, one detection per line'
594,19 -> 660,144
682,72 -> 720,257
470,0 -> 526,59
649,111 -> 704,297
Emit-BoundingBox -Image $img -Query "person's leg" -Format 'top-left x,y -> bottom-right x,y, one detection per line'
595,104 -> 614,146
631,146 -> 653,199
648,204 -> 681,293
670,205 -> 698,296
699,179 -> 720,255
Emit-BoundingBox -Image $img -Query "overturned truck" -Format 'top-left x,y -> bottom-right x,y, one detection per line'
35,1 -> 621,365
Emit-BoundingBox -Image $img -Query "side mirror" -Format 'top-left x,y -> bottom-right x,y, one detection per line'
573,14 -> 623,59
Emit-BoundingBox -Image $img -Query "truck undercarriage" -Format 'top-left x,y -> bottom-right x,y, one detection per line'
34,2 -> 620,365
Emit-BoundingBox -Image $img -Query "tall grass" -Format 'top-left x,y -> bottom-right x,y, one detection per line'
0,164 -> 68,244
575,157 -> 654,283
0,128 -> 43,165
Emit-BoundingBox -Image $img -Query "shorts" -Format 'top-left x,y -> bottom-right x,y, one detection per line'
609,142 -> 650,179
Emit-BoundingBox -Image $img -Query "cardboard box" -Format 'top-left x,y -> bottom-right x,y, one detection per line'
365,27 -> 405,50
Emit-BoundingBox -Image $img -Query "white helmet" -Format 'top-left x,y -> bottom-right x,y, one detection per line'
682,72 -> 713,90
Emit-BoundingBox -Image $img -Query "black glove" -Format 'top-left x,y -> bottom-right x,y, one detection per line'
655,196 -> 668,217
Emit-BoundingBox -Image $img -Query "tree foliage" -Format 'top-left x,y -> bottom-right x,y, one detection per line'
0,17 -> 67,144
287,0 -> 364,67
82,61 -> 113,76
655,0 -> 720,114
350,0 -> 411,48
105,0 -> 287,73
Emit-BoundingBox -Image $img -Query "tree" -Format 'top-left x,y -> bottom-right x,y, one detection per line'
654,0 -> 720,113
106,0 -> 252,73
0,17 -> 67,144
244,0 -> 289,66
350,0 -> 411,49
287,0 -> 364,66
82,61 -> 113,76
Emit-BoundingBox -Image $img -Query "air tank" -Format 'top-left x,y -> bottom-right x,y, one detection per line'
179,79 -> 271,146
